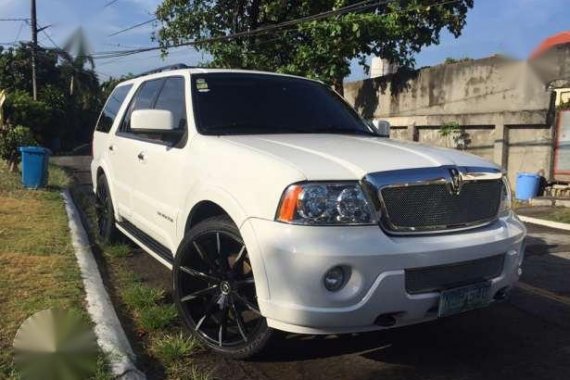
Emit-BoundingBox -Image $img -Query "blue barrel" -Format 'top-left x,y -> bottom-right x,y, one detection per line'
19,146 -> 50,189
515,172 -> 541,201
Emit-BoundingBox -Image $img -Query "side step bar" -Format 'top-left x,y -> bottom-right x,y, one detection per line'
117,219 -> 174,265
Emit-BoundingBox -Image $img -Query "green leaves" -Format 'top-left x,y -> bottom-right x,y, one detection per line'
155,0 -> 474,93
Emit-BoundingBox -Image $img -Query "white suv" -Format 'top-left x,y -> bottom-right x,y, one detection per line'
91,65 -> 526,358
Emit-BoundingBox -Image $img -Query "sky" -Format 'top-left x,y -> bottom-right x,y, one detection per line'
0,0 -> 568,82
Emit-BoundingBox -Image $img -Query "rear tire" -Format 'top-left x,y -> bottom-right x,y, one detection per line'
95,175 -> 121,245
173,216 -> 272,359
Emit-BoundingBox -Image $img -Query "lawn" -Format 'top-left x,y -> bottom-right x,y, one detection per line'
540,208 -> 570,224
0,162 -> 109,379
72,186 -> 211,380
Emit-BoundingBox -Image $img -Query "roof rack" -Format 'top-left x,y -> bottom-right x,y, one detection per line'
135,63 -> 192,78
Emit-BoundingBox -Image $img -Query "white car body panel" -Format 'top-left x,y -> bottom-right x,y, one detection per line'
91,68 -> 526,335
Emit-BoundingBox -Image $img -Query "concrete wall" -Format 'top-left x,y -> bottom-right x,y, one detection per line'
343,54 -> 563,184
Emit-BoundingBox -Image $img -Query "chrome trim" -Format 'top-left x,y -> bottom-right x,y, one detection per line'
363,166 -> 503,235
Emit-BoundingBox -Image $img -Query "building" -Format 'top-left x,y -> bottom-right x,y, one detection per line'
344,33 -> 570,185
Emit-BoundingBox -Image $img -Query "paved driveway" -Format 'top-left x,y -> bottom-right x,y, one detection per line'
56,156 -> 570,380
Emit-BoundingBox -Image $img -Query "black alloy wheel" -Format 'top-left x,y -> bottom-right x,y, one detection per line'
173,216 -> 272,359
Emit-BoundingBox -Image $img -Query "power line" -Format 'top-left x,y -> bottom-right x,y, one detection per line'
93,0 -> 460,61
13,21 -> 26,44
103,0 -> 120,8
0,18 -> 30,22
108,17 -> 157,37
97,0 -> 389,57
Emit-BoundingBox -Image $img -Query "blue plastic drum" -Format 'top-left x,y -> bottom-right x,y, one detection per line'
19,146 -> 50,189
515,172 -> 541,201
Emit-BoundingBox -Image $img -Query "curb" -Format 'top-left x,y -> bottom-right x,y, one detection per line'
62,190 -> 146,380
518,215 -> 570,231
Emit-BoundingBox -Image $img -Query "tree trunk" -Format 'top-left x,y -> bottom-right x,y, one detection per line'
332,77 -> 344,96
8,159 -> 18,173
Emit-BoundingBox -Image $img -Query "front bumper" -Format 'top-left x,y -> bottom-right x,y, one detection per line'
240,213 -> 526,334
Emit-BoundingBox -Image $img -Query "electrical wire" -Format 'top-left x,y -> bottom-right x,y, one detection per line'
108,18 -> 157,37
96,0 -> 393,58
0,18 -> 29,22
103,0 -> 120,9
92,0 -> 460,61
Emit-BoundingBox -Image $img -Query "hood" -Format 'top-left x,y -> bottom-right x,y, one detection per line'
221,134 -> 499,180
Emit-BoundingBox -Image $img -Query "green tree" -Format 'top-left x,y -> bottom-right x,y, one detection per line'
0,125 -> 37,172
0,41 -> 103,151
156,0 -> 473,94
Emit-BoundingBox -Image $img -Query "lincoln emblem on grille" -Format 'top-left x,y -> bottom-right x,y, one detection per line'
448,168 -> 463,195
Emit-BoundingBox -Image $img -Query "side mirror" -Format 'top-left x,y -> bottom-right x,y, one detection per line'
372,120 -> 391,138
131,109 -> 175,132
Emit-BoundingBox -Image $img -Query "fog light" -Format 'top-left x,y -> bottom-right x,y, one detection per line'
323,266 -> 348,292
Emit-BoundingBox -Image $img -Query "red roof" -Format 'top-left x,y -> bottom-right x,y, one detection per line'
530,31 -> 570,59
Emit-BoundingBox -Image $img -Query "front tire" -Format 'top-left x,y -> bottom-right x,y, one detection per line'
173,216 -> 272,359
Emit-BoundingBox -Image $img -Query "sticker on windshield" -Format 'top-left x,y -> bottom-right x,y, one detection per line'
196,78 -> 210,92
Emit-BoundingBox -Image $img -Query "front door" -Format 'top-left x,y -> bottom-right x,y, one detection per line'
128,76 -> 189,252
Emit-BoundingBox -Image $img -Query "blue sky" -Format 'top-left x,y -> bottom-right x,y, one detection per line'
0,0 -> 568,82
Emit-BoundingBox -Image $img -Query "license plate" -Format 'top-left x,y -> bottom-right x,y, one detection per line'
438,282 -> 491,317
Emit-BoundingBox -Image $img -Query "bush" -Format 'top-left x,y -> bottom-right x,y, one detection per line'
0,124 -> 36,171
3,90 -> 52,139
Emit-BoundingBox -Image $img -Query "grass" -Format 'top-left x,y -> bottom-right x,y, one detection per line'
0,162 -> 110,379
540,208 -> 570,224
151,333 -> 200,365
71,186 -> 207,379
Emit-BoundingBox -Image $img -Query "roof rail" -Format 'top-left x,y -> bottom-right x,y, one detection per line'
135,63 -> 191,78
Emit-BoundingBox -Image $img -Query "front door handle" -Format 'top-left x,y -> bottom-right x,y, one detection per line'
137,152 -> 145,160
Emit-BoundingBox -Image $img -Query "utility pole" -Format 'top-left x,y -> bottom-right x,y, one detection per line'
31,0 -> 38,100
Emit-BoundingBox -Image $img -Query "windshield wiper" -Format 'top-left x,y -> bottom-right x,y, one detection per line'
311,125 -> 377,136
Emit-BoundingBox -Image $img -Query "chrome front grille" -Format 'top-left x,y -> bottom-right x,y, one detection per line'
405,254 -> 505,294
381,180 -> 502,232
364,166 -> 504,234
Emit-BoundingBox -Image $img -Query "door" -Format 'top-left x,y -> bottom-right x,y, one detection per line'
129,76 -> 190,251
111,78 -> 165,219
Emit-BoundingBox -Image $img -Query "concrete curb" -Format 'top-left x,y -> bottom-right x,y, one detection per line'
519,215 -> 570,231
62,190 -> 146,380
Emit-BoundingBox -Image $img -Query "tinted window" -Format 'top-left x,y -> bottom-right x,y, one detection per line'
120,79 -> 164,132
95,84 -> 132,133
191,74 -> 374,136
154,77 -> 187,130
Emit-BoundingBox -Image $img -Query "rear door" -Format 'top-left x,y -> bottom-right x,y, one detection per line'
110,78 -> 165,218
94,83 -> 133,214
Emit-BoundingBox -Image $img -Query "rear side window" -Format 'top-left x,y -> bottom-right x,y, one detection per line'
95,84 -> 132,133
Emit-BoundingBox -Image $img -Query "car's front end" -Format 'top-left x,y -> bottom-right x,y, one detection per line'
240,165 -> 526,334
187,70 -> 526,338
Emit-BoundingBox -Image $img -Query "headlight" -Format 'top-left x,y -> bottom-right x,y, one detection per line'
498,176 -> 512,216
276,182 -> 378,225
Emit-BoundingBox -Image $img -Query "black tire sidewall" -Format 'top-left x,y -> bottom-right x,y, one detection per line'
173,216 -> 272,359
96,175 -> 119,245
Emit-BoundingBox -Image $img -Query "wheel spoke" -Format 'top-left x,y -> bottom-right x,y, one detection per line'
235,277 -> 255,287
218,304 -> 228,346
193,241 -> 214,267
232,245 -> 247,272
179,266 -> 219,282
233,292 -> 261,315
216,232 -> 229,272
180,285 -> 219,302
195,296 -> 219,331
230,297 -> 248,342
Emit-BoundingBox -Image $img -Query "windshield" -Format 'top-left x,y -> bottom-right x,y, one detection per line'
191,73 -> 375,136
